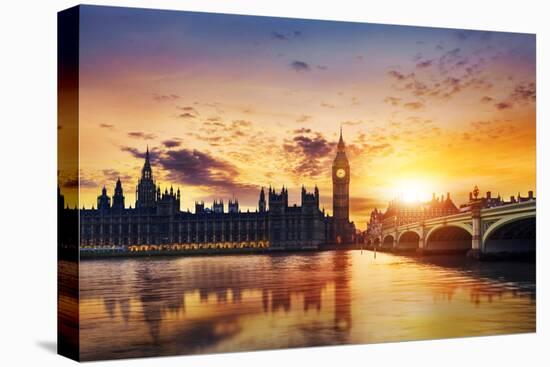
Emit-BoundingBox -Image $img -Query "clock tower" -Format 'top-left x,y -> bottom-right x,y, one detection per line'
332,127 -> 350,244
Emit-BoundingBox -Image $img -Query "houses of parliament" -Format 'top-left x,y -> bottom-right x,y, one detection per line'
77,131 -> 356,249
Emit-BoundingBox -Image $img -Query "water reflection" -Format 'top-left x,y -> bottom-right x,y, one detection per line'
77,250 -> 535,361
414,255 -> 535,306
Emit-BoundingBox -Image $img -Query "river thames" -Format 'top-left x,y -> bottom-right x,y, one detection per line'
77,250 -> 535,361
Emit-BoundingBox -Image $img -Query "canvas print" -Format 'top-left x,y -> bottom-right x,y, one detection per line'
58,5 -> 536,362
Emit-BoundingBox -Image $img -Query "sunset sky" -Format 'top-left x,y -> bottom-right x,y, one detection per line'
61,5 -> 536,229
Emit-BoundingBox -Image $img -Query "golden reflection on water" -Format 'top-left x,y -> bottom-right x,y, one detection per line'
77,250 -> 535,361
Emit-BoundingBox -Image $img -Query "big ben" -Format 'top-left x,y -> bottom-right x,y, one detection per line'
332,127 -> 350,244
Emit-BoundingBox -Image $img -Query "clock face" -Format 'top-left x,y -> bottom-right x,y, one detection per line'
336,168 -> 346,179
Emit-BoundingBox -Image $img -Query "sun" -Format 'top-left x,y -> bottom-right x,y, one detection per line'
394,179 -> 432,203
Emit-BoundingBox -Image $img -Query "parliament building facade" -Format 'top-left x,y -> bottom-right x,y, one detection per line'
79,132 -> 356,249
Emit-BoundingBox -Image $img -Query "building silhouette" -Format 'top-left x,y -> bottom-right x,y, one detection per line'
459,188 -> 535,211
79,133 -> 356,248
332,128 -> 354,243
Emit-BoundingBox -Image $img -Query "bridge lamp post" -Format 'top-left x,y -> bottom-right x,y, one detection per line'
467,186 -> 483,259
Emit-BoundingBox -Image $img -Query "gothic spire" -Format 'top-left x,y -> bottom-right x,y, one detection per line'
338,126 -> 345,151
141,145 -> 153,180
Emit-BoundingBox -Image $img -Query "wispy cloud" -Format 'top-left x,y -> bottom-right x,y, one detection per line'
320,101 -> 335,108
495,101 -> 513,110
387,70 -> 413,81
403,101 -> 424,110
283,130 -> 335,177
128,131 -> 156,140
152,93 -> 179,102
492,82 -> 535,111
102,169 -> 132,182
271,31 -> 288,40
416,59 -> 433,68
383,96 -> 402,106
296,115 -> 312,123
177,106 -> 199,115
510,82 -> 536,104
162,138 -> 182,148
342,120 -> 363,126
271,30 -> 303,41
179,112 -> 196,119
290,60 -> 310,73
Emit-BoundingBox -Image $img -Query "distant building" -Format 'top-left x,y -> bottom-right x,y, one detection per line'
366,193 -> 459,238
365,208 -> 383,242
385,192 -> 458,225
459,189 -> 536,211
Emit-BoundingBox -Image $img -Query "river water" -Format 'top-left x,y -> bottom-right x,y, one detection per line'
77,250 -> 535,360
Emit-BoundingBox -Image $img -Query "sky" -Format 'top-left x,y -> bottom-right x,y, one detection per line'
59,5 -> 536,229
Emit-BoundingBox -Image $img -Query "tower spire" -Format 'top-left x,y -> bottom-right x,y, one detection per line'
141,145 -> 153,179
136,145 -> 156,208
337,126 -> 345,151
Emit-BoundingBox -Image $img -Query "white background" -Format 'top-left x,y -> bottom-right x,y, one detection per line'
0,0 -> 548,365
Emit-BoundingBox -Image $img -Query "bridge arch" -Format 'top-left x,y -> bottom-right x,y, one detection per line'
397,230 -> 421,249
483,213 -> 535,254
382,235 -> 394,249
425,223 -> 473,241
425,224 -> 472,252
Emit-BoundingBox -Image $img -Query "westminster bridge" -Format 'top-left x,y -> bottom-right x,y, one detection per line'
365,200 -> 536,258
